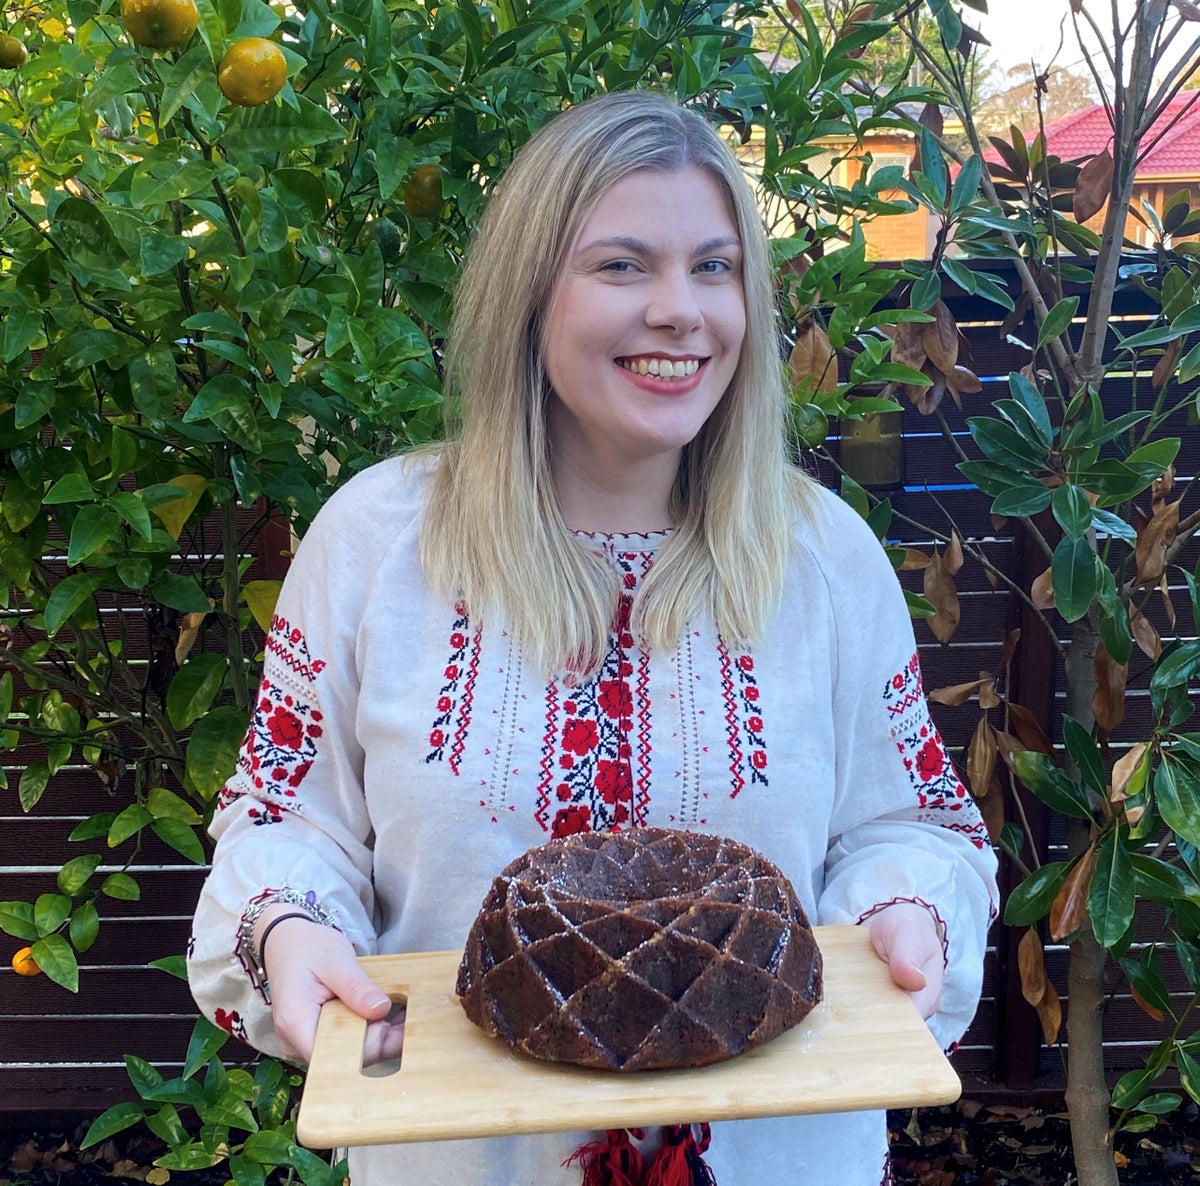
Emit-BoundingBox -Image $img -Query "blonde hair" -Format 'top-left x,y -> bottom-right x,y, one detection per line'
421,90 -> 819,677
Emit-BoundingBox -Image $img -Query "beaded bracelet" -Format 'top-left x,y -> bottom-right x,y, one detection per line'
237,888 -> 336,1004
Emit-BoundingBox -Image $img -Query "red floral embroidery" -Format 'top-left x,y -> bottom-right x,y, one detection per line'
214,1007 -> 247,1041
537,547 -> 654,835
885,650 -> 988,850
426,603 -> 482,771
717,638 -> 768,796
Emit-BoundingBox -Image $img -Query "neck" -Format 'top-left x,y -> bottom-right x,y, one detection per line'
552,449 -> 680,534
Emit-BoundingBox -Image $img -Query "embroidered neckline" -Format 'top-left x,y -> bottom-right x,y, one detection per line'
571,527 -> 672,554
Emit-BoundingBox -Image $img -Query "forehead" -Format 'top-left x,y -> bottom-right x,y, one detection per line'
571,167 -> 741,250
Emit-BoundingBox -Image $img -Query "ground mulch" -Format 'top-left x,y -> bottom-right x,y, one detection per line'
2,1103 -> 1199,1184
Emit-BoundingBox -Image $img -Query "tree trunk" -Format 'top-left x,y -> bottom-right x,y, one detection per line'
1062,615 -> 1118,1186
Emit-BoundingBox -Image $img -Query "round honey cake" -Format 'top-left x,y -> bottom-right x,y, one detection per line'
455,827 -> 823,1071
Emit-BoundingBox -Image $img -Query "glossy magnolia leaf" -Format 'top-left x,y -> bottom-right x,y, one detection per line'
1013,751 -> 1095,819
1006,702 -> 1057,759
1037,296 -> 1080,350
968,416 -> 1047,469
1051,535 -> 1097,622
1051,484 -> 1092,540
1151,640 -> 1200,693
1177,1047 -> 1200,1106
1004,860 -> 1071,926
1175,938 -> 1200,993
1120,947 -> 1172,1021
1050,844 -> 1099,941
1088,830 -> 1136,947
1135,1092 -> 1184,1115
1135,500 -> 1180,586
991,485 -> 1052,517
1111,1065 -> 1156,1111
1062,714 -> 1105,795
1113,743 -> 1152,803
1154,759 -> 1200,846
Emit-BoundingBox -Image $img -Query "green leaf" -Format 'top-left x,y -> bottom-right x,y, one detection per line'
43,473 -> 95,504
1062,715 -> 1106,795
241,1130 -> 296,1166
1175,939 -> 1200,993
1154,759 -> 1200,847
69,901 -> 100,953
1051,535 -> 1097,622
1012,751 -> 1095,820
141,1077 -> 208,1108
150,572 -> 213,613
1126,437 -> 1181,480
44,572 -> 104,637
1177,1047 -> 1200,1105
1151,641 -> 1200,693
220,96 -> 343,156
81,1103 -> 146,1149
968,416 -> 1047,469
31,933 -> 79,992
1119,946 -> 1173,1016
910,269 -> 941,311
1051,485 -> 1092,540
1111,1066 -> 1155,1110
108,803 -> 154,848
1118,1114 -> 1159,1133
58,853 -> 102,895
152,818 -> 207,864
108,492 -> 155,541
1037,296 -> 1079,349
124,1054 -> 165,1099
183,1015 -> 230,1079
990,485 -> 1051,517
1135,1092 -> 1183,1115
144,1103 -> 188,1148
102,873 -> 141,901
147,786 -> 201,823
34,892 -> 71,936
1004,860 -> 1071,926
0,900 -> 38,941
185,704 -> 247,800
18,762 -> 49,811
167,653 -> 228,730
149,954 -> 188,980
1089,830 -> 1135,947
68,813 -> 117,842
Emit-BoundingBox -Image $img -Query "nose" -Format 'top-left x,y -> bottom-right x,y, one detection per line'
644,267 -> 703,334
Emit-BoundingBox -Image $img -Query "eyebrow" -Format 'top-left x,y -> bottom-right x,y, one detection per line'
577,234 -> 742,256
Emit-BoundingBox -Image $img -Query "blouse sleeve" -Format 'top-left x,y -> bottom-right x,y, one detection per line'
811,496 -> 1000,1052
186,468 -> 402,1059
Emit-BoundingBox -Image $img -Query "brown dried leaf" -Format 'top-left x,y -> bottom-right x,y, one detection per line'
945,530 -> 964,575
1135,499 -> 1180,587
922,301 -> 959,375
1036,980 -> 1062,1045
174,610 -> 208,666
1092,641 -> 1128,735
1111,741 -> 1150,803
1031,566 -> 1055,610
915,367 -> 947,415
1007,701 -> 1057,760
1128,600 -> 1162,661
890,321 -> 928,371
979,674 -> 1001,710
900,548 -> 932,570
1073,148 -> 1113,223
1152,337 -> 1182,389
967,715 -> 998,798
919,101 -> 944,138
947,364 -> 982,395
1160,572 -> 1177,628
1018,926 -> 1047,1007
928,678 -> 985,706
1050,844 -> 1098,941
840,3 -> 877,56
977,773 -> 1006,842
788,319 -> 838,395
998,628 -> 1021,671
923,548 -> 961,644
1152,463 -> 1176,512
993,728 -> 1024,768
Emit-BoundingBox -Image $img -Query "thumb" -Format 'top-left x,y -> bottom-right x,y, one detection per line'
323,958 -> 392,1021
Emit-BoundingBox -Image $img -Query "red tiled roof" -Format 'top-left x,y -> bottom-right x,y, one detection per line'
1005,92 -> 1200,176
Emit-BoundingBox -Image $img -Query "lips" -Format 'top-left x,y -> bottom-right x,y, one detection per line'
616,356 -> 704,379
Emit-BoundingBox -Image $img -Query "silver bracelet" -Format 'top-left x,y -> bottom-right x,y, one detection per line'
237,888 -> 337,1004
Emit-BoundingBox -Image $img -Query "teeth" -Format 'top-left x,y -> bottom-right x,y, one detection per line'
620,358 -> 700,379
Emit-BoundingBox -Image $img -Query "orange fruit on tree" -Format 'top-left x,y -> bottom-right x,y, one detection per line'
218,37 -> 287,107
120,0 -> 199,50
403,164 -> 443,220
11,946 -> 41,976
0,32 -> 28,67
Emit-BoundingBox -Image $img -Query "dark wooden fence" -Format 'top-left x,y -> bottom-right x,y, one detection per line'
2,259 -> 1197,1117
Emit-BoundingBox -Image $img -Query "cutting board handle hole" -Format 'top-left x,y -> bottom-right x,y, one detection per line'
359,994 -> 407,1078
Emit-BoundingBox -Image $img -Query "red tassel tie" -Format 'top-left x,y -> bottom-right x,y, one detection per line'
563,1128 -> 646,1186
565,1125 -> 715,1186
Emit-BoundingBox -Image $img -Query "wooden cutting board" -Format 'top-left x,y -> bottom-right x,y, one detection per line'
296,924 -> 960,1148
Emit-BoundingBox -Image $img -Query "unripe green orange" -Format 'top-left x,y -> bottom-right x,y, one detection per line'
0,32 -> 29,67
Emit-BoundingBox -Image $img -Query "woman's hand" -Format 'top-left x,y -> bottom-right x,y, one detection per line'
865,901 -> 944,1019
258,912 -> 401,1065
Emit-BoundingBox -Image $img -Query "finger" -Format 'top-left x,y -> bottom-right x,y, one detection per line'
321,958 -> 393,1021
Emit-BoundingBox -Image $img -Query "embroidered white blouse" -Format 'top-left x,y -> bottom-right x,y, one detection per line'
187,454 -> 999,1186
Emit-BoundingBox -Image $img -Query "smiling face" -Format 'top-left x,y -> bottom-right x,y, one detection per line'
542,167 -> 747,523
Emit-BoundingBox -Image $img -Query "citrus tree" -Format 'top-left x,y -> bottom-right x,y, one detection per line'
779,2 -> 1200,1183
0,0 -> 945,1178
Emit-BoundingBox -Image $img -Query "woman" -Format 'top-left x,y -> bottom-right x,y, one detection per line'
188,90 -> 998,1185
